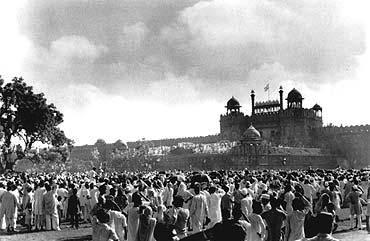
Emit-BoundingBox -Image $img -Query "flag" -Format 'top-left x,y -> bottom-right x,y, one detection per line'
264,83 -> 270,92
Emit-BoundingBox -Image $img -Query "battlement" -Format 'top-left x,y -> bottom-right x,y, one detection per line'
220,113 -> 246,121
255,100 -> 280,108
252,111 -> 280,122
280,108 -> 320,119
316,124 -> 370,135
127,134 -> 222,148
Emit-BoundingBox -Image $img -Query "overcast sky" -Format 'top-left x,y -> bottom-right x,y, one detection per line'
0,0 -> 369,145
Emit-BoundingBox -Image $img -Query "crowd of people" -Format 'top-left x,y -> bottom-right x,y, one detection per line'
0,167 -> 369,241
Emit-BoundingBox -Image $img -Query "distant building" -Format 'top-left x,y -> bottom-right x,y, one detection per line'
220,87 -> 322,147
70,86 -> 370,169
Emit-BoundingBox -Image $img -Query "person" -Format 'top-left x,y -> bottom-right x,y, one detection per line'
248,200 -> 266,241
240,188 -> 253,218
314,193 -> 331,214
23,186 -> 33,231
189,183 -> 208,233
177,182 -> 193,210
0,182 -> 6,230
207,185 -> 224,228
221,185 -> 233,221
300,212 -> 338,241
213,207 -> 249,241
33,181 -> 46,231
165,195 -> 190,239
43,182 -> 60,231
78,182 -> 90,223
137,206 -> 157,241
92,208 -> 119,241
162,181 -> 174,209
105,188 -> 121,212
366,179 -> 370,233
109,209 -> 128,241
68,188 -> 81,229
115,187 -> 128,212
57,182 -> 68,221
0,182 -> 18,233
284,184 -> 295,215
285,197 -> 306,241
261,197 -> 287,241
346,185 -> 363,229
127,192 -> 142,241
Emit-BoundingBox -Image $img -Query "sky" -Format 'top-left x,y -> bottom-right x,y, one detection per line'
0,0 -> 369,145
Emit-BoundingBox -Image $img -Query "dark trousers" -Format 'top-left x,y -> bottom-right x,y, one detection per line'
70,213 -> 79,228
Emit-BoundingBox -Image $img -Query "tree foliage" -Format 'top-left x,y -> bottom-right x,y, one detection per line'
0,76 -> 72,171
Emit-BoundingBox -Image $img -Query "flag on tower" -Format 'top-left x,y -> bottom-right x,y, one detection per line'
264,83 -> 270,92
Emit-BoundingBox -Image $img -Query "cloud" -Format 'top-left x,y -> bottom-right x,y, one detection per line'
50,35 -> 108,61
11,0 -> 370,143
162,0 -> 365,84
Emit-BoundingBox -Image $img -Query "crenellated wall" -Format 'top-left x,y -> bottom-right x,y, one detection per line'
311,125 -> 370,168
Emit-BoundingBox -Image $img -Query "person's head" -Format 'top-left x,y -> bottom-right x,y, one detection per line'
109,188 -> 116,197
26,186 -> 33,193
252,200 -> 263,214
194,183 -> 201,195
261,194 -> 270,206
6,181 -> 13,191
132,192 -> 143,207
292,197 -> 304,211
72,188 -> 78,196
173,195 -> 184,208
45,182 -> 51,192
270,197 -> 280,209
326,202 -> 335,214
316,212 -> 334,234
99,185 -> 106,196
96,209 -> 110,224
320,193 -> 330,206
209,186 -> 217,194
284,184 -> 292,193
143,205 -> 153,217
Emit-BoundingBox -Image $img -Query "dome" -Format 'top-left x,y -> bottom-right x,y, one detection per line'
226,96 -> 241,109
286,88 -> 303,102
312,104 -> 322,111
243,124 -> 262,142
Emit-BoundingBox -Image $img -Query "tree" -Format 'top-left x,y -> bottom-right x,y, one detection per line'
0,76 -> 71,171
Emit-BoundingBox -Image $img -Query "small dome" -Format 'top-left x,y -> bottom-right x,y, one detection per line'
286,88 -> 303,102
243,124 -> 262,142
312,104 -> 322,111
226,96 -> 241,109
